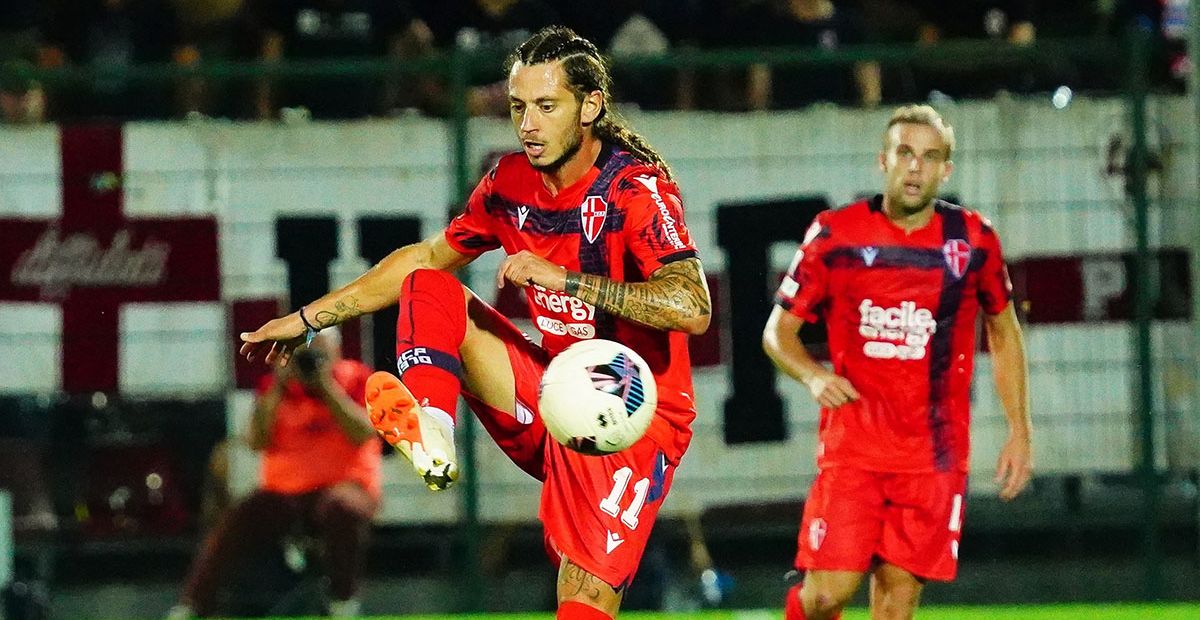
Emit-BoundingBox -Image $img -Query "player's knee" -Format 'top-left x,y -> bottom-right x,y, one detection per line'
805,585 -> 851,616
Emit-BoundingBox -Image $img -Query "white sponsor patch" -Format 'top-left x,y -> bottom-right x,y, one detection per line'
536,316 -> 567,335
858,299 -> 936,360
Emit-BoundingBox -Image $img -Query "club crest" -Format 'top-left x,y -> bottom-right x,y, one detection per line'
580,196 -> 607,243
942,239 -> 972,279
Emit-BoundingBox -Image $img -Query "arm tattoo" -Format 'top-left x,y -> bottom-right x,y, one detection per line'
313,295 -> 363,328
565,258 -> 711,332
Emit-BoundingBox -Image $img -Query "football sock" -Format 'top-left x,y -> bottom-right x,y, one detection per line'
394,269 -> 467,422
556,601 -> 611,620
785,583 -> 808,620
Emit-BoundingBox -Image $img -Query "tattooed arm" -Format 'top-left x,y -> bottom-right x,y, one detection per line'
565,258 -> 711,335
240,230 -> 476,365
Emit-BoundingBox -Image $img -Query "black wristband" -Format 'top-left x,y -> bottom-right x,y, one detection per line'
299,306 -> 320,346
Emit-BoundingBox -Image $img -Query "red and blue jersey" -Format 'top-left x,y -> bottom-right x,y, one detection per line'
444,144 -> 699,462
775,195 -> 1012,473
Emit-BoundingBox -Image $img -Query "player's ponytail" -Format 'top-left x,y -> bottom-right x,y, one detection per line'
508,26 -> 673,181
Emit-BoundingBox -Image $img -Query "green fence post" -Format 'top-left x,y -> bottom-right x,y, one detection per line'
1126,25 -> 1162,601
449,45 -> 485,613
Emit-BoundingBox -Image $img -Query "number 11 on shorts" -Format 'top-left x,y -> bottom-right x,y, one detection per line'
599,466 -> 650,529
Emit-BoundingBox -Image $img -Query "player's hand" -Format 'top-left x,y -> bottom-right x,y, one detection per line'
496,250 -> 567,291
804,370 -> 859,409
994,430 -> 1032,501
239,313 -> 307,366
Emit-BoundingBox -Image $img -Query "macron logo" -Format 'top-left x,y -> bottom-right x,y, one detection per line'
517,205 -> 530,230
605,530 -> 624,554
633,175 -> 685,250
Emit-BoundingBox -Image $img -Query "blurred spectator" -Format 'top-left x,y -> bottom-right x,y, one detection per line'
251,0 -> 432,119
0,0 -> 47,124
913,0 -> 1036,45
170,0 -> 257,118
0,398 -> 57,539
734,0 -> 882,110
44,0 -> 185,120
1106,0 -> 1190,90
905,0 -> 1040,99
558,1 -> 701,109
165,330 -> 380,619
421,0 -> 560,116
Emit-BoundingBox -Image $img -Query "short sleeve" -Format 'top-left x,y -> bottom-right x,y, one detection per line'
976,221 -> 1013,315
444,171 -> 501,256
620,172 -> 698,277
774,212 -> 833,323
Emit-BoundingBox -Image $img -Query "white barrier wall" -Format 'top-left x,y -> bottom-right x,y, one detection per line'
1,96 -> 1196,524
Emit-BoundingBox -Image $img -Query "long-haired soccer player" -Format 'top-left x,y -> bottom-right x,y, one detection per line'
764,105 -> 1032,620
240,26 -> 710,619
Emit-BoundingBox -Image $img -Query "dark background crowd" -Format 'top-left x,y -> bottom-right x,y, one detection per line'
0,0 -> 1190,124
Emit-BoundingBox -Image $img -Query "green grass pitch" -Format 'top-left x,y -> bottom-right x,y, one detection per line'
183,604 -> 1200,620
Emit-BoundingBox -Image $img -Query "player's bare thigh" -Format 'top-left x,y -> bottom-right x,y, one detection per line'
457,286 -> 519,417
557,556 -> 622,617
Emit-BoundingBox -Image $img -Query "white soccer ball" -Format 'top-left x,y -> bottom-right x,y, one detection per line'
538,339 -> 657,455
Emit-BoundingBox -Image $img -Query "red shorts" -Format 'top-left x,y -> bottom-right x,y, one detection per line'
795,467 -> 967,582
462,303 -> 679,589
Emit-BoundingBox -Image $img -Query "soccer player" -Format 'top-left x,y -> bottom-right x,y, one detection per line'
239,26 -> 710,620
762,105 -> 1032,620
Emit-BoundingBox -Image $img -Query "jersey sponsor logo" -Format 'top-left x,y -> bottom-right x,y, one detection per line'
580,196 -> 607,243
566,323 -> 595,339
536,316 -> 567,335
943,239 -> 972,279
516,205 -> 530,230
633,174 -> 686,251
861,246 -> 879,267
808,518 -> 827,551
531,284 -> 596,321
858,299 -> 936,360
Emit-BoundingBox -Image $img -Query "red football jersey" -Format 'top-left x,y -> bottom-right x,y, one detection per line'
775,196 -> 1012,473
444,145 -> 699,461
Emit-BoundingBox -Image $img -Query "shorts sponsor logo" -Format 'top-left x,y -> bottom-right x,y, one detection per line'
858,299 -> 936,360
808,518 -> 827,551
605,530 -> 625,554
